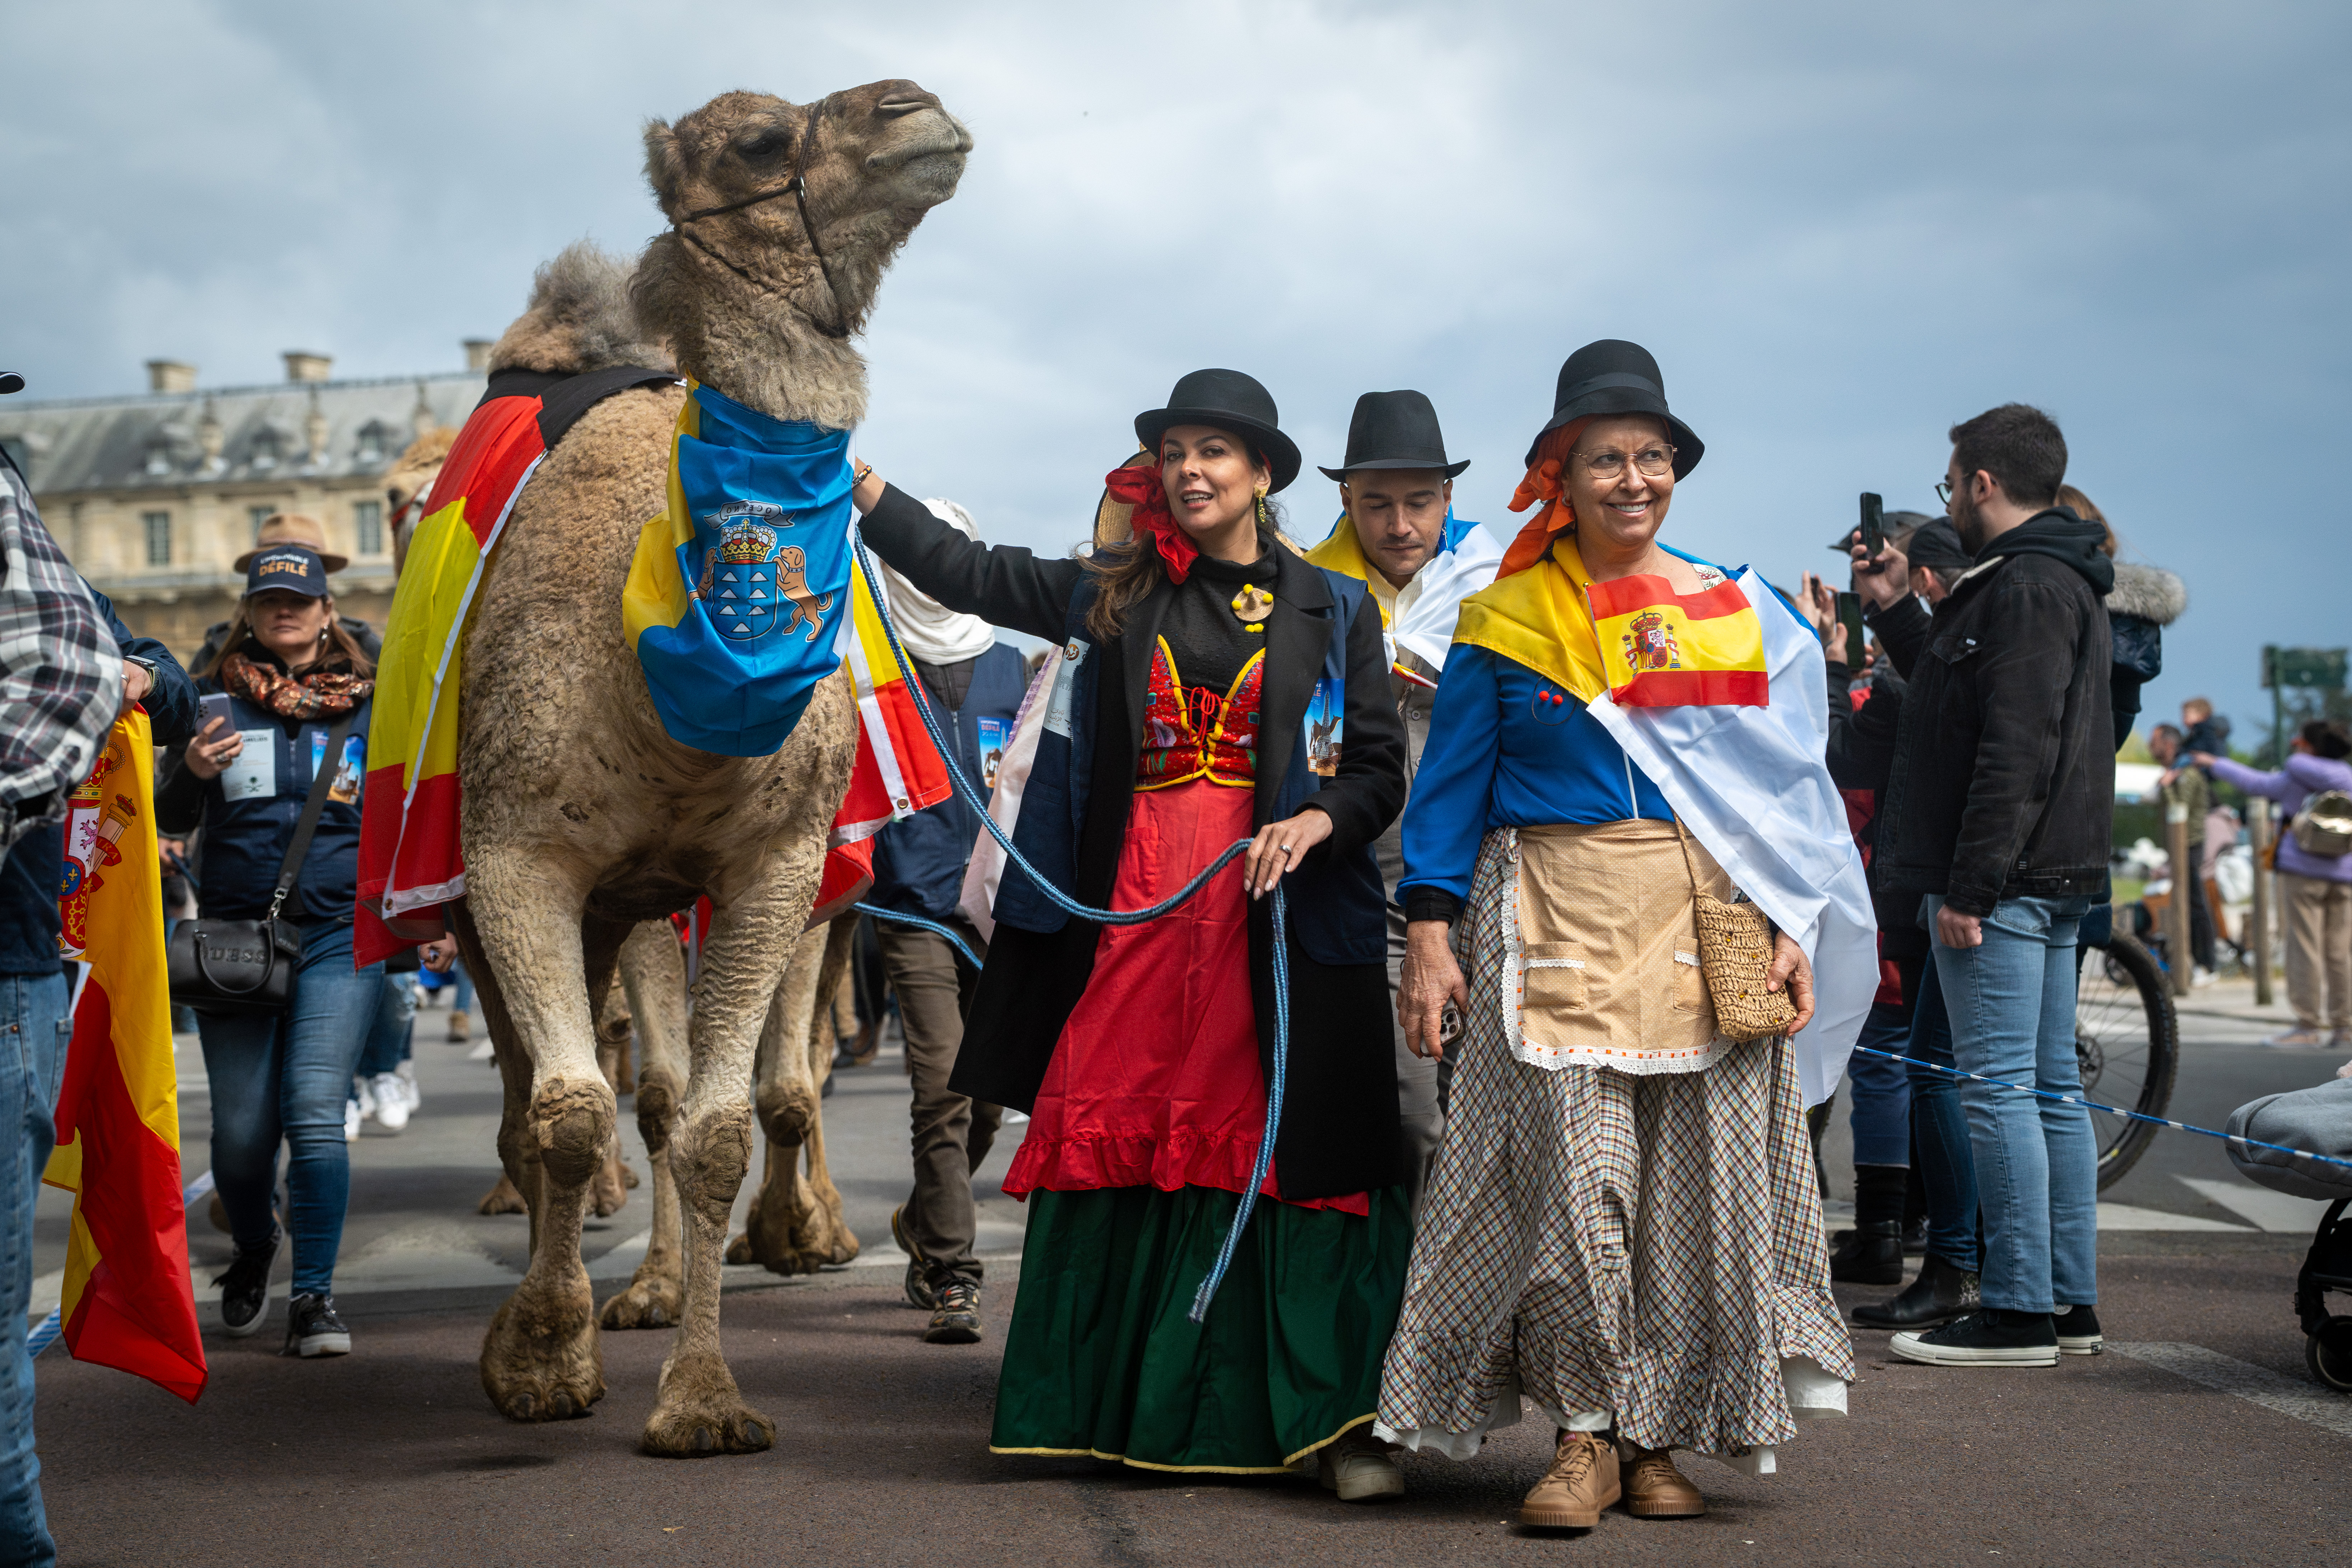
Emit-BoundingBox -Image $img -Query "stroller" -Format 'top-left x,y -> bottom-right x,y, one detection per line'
2227,1077 -> 2352,1390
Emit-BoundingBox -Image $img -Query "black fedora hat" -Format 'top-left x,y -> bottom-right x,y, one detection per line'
1524,339 -> 1703,478
1318,390 -> 1470,482
1134,369 -> 1303,494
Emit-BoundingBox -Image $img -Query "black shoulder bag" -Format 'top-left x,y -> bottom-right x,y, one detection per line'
167,710 -> 354,1016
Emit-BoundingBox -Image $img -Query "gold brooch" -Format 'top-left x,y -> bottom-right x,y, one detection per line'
1230,584 -> 1274,626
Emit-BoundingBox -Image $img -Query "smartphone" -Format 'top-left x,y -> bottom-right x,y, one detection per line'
1857,492 -> 1885,560
1836,590 -> 1866,658
198,692 -> 234,736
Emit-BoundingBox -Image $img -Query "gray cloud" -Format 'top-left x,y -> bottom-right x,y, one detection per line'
6,0 -> 2346,737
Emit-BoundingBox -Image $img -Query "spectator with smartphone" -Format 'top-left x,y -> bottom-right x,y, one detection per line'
1864,404 -> 2114,1369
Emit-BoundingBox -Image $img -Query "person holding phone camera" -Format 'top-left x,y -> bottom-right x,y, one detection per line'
157,546 -> 386,1358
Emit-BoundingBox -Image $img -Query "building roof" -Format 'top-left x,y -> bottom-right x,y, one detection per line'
0,371 -> 486,496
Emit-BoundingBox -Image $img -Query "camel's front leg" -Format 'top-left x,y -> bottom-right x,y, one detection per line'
729,921 -> 839,1273
589,968 -> 634,1219
458,871 -> 624,1424
643,857 -> 817,1457
602,921 -> 688,1331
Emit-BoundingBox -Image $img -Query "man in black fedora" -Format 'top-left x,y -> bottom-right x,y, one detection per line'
1305,389 -> 1482,1216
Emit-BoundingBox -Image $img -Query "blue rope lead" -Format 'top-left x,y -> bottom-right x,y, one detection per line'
848,529 -> 1290,1320
1847,1044 -> 2352,1174
850,902 -> 985,969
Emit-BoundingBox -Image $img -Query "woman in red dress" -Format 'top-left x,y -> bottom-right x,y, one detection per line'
852,369 -> 1412,1497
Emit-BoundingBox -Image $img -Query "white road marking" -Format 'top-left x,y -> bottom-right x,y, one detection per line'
2110,1342 -> 2352,1440
2095,1201 -> 2251,1232
2175,1175 -> 2335,1235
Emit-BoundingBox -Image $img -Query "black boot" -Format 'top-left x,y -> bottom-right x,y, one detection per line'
1852,1254 -> 1980,1330
1829,1221 -> 1904,1285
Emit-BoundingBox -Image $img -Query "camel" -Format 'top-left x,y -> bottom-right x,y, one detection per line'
450,80 -> 969,1457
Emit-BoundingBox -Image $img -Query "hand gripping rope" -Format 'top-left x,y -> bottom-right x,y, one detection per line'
849,530 -> 1287,1322
1847,1044 -> 2352,1174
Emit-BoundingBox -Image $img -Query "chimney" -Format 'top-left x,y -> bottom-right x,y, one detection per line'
282,351 -> 333,384
462,338 -> 494,373
146,360 -> 197,395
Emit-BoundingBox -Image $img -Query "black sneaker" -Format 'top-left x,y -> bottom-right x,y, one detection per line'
924,1281 -> 982,1345
284,1292 -> 351,1358
1829,1221 -> 1904,1285
1889,1307 -> 2057,1367
213,1231 -> 278,1339
1853,1254 -> 1980,1330
890,1206 -> 935,1311
2054,1304 -> 2103,1356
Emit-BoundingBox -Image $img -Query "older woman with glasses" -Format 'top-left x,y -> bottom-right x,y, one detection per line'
1374,341 -> 1875,1531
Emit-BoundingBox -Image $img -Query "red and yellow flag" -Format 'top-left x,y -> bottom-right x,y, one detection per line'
46,711 -> 207,1403
1586,571 -> 1767,708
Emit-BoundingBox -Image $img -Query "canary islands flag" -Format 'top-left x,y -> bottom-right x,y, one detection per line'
47,712 -> 206,1402
622,382 -> 857,757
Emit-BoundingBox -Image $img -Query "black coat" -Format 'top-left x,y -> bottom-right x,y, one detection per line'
856,484 -> 1409,1199
1823,654 -> 1928,960
1874,510 -> 2115,919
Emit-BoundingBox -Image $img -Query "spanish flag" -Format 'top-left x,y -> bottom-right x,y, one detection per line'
1586,571 -> 1768,707
46,712 -> 206,1402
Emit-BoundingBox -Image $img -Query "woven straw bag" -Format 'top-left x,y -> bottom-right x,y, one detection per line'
1676,823 -> 1796,1043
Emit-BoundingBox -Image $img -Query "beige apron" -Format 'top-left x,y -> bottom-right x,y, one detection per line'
1502,818 -> 1737,1074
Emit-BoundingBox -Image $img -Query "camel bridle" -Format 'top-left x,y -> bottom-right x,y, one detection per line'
667,104 -> 855,341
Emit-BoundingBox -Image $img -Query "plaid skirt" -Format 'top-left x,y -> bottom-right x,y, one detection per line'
1375,828 -> 1855,1471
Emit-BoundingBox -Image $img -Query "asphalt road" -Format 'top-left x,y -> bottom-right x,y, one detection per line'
28,976 -> 2352,1565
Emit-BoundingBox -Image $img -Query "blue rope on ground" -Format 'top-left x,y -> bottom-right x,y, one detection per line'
850,902 -> 985,969
848,529 -> 1289,1320
1847,1043 -> 2352,1174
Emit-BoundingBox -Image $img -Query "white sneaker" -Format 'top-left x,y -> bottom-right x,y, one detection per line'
467,1039 -> 495,1062
371,1073 -> 410,1131
1316,1432 -> 1405,1502
343,1099 -> 361,1142
2191,966 -> 2216,989
396,1062 -> 422,1111
353,1076 -> 377,1120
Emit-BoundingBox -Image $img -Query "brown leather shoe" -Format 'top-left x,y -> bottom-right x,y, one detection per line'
1519,1431 -> 1620,1528
1618,1441 -> 1706,1518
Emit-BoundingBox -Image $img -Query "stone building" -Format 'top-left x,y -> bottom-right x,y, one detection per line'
0,348 -> 490,660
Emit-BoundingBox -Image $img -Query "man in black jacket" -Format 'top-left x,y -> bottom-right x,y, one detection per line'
1862,404 -> 2113,1370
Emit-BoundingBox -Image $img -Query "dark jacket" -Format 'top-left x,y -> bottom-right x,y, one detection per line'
1823,654 -> 1929,961
857,483 -> 1409,1200
867,642 -> 1027,923
155,667 -> 370,926
2106,561 -> 2185,750
0,582 -> 199,977
1874,509 -> 2115,919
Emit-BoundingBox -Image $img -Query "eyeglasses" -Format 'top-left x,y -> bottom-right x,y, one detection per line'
1935,480 -> 1953,504
1570,444 -> 1676,480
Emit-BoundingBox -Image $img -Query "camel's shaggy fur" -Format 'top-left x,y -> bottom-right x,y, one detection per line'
457,79 -> 969,1458
491,240 -> 670,377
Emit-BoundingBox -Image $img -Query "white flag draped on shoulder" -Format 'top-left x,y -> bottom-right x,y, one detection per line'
1586,568 -> 1877,1107
1391,523 -> 1505,673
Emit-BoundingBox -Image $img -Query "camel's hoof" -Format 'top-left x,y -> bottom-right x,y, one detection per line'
724,1231 -> 754,1266
478,1176 -> 527,1216
642,1394 -> 775,1458
597,1273 -> 681,1331
622,1163 -> 640,1190
480,1283 -> 603,1422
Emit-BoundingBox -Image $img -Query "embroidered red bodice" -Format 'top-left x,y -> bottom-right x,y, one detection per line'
1136,638 -> 1263,790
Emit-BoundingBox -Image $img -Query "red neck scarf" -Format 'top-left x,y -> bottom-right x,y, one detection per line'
1499,417 -> 1592,579
1102,460 -> 1201,584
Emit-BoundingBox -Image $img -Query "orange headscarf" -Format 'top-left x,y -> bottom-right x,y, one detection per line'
1498,417 -> 1591,580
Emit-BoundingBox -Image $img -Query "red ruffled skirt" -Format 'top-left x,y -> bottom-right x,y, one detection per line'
1000,778 -> 1366,1214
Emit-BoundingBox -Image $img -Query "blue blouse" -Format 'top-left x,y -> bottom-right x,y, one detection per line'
1396,644 -> 1672,914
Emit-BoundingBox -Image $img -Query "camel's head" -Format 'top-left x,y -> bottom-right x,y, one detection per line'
384,426 -> 458,576
634,80 -> 971,404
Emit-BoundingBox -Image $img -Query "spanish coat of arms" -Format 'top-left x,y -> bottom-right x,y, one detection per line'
1620,609 -> 1682,672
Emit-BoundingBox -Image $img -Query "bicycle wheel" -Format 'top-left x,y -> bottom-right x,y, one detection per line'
2076,931 -> 2179,1189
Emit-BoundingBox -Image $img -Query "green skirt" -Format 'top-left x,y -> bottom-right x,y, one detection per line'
992,1184 -> 1412,1473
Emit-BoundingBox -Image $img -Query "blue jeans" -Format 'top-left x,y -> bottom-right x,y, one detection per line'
355,974 -> 415,1079
196,923 -> 383,1296
1847,998 -> 1915,1166
1904,956 -> 1981,1271
1927,893 -> 2099,1314
0,972 -> 69,1568
453,961 -> 474,1015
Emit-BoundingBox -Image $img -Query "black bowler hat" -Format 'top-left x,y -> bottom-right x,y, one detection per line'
1901,518 -> 1973,576
1318,390 -> 1470,482
1133,369 -> 1303,493
1524,339 -> 1703,477
244,545 -> 331,599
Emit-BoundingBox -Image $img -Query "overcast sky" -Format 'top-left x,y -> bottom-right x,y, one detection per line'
5,0 -> 2345,743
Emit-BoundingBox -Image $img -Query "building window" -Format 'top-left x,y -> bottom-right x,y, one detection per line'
249,504 -> 274,540
142,511 -> 172,566
355,500 -> 383,556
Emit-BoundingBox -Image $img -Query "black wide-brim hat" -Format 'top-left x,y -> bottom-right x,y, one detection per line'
1524,338 -> 1703,478
1134,368 -> 1302,493
1318,389 -> 1470,482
